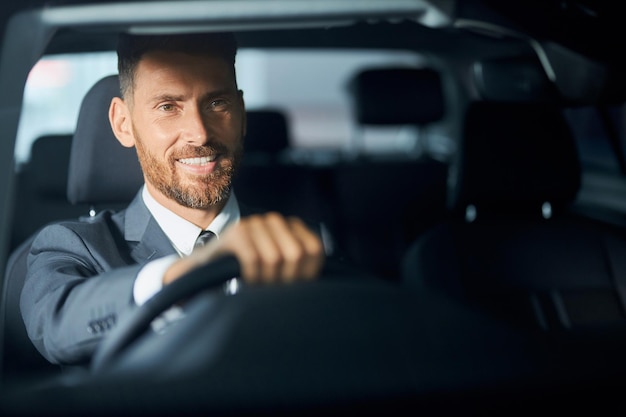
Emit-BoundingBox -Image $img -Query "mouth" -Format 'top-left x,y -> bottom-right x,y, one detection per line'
177,155 -> 218,166
175,154 -> 222,176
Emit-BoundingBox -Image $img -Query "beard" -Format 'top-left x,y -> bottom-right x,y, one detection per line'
133,131 -> 243,210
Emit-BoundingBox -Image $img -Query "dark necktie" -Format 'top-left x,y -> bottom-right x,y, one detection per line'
194,230 -> 216,249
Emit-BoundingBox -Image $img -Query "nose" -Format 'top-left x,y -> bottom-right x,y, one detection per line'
181,105 -> 210,145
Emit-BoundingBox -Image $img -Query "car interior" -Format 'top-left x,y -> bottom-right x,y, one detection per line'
1,0 -> 626,415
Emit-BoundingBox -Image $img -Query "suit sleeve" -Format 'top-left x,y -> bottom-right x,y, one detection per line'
20,223 -> 142,365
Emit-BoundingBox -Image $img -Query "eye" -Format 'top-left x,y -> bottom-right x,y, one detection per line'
158,103 -> 176,112
208,99 -> 229,111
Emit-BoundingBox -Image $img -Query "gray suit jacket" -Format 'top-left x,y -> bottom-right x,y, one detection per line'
21,191 -> 194,365
20,190 -> 340,366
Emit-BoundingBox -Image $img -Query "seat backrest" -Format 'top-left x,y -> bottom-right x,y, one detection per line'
10,134 -> 92,250
333,67 -> 449,280
402,99 -> 626,333
67,74 -> 144,206
24,134 -> 73,198
233,108 -> 327,222
1,235 -> 55,376
4,134 -> 79,375
1,74 -> 143,376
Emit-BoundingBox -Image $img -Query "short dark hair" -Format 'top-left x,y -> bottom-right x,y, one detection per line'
116,32 -> 238,98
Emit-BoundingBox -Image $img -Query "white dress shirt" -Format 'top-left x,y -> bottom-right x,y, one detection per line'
133,185 -> 240,306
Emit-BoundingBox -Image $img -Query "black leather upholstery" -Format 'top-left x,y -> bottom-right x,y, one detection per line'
348,67 -> 444,125
448,102 -> 581,216
2,75 -> 142,376
67,74 -> 144,205
243,109 -> 289,154
10,135 -> 91,250
333,67 -> 449,280
402,101 -> 626,333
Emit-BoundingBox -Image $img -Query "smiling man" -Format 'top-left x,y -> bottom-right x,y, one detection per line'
20,32 -> 325,366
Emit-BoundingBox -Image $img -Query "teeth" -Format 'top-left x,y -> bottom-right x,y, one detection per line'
178,156 -> 216,165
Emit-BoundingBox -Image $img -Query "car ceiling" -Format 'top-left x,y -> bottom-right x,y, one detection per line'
0,0 -> 623,110
475,0 -> 625,67
0,0 -> 622,64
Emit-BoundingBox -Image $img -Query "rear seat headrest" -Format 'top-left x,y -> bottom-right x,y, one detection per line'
347,67 -> 445,125
27,134 -> 73,198
67,75 -> 144,205
244,109 -> 289,153
449,101 -> 581,215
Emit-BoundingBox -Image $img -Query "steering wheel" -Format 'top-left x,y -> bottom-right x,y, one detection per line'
90,255 -> 240,373
68,255 -> 573,415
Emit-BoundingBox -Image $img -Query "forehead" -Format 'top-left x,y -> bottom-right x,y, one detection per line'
133,50 -> 236,93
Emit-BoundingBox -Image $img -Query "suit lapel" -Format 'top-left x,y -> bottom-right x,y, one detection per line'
123,191 -> 178,263
121,191 -> 261,264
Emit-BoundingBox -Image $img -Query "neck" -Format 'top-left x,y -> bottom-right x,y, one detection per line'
145,182 -> 227,229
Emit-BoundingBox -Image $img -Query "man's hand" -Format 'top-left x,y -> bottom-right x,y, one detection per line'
163,212 -> 324,285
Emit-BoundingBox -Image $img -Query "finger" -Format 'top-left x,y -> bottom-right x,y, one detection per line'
245,214 -> 284,283
207,213 -> 325,284
287,217 -> 324,280
264,214 -> 324,281
214,220 -> 262,283
263,213 -> 306,282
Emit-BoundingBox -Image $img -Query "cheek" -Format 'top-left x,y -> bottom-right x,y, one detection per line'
228,111 -> 246,140
137,120 -> 179,154
133,133 -> 174,172
205,113 -> 244,145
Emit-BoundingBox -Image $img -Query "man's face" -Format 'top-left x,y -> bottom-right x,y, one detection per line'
128,50 -> 245,210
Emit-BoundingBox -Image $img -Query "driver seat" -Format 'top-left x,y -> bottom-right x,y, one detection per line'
1,74 -> 143,376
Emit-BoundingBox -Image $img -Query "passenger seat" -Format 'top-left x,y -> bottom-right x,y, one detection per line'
402,99 -> 626,334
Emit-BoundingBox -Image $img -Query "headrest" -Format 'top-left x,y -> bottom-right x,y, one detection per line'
449,101 -> 581,215
348,67 -> 445,125
67,75 -> 144,205
27,134 -> 72,198
244,109 -> 289,153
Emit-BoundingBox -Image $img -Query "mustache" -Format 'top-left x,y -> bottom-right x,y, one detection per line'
171,143 -> 230,159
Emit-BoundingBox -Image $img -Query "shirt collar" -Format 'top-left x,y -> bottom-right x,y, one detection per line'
142,185 -> 240,256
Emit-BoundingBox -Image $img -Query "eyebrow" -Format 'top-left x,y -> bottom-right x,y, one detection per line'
150,89 -> 238,104
150,94 -> 184,104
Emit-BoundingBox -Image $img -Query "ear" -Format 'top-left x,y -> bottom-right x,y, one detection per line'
109,97 -> 135,148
